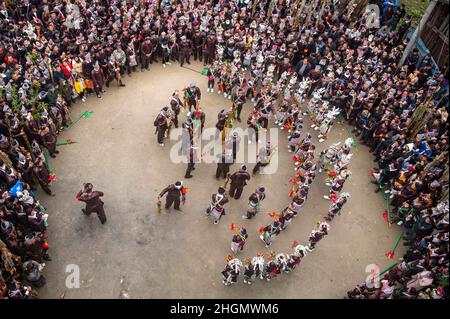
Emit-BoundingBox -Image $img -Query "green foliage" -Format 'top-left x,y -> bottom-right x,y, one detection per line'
410,8 -> 422,18
5,87 -> 21,113
1,73 -> 48,120
438,276 -> 448,288
27,87 -> 39,108
26,52 -> 40,64
32,102 -> 48,121
11,97 -> 21,113
400,0 -> 430,25
36,101 -> 48,113
33,112 -> 41,121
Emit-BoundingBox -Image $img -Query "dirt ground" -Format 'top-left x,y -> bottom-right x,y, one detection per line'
38,61 -> 404,299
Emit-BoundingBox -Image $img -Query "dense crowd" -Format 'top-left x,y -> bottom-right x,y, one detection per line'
1,0 -> 448,298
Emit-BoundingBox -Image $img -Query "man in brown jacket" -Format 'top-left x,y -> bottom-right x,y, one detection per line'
158,181 -> 186,211
179,36 -> 192,67
33,158 -> 54,196
39,126 -> 58,158
203,32 -> 216,66
140,37 -> 153,71
76,183 -> 106,224
192,30 -> 205,62
228,165 -> 251,200
91,64 -> 105,98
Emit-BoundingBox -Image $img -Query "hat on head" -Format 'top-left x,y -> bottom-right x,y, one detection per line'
31,140 -> 40,150
175,181 -> 183,189
11,139 -> 19,148
184,117 -> 193,126
430,180 -> 441,188
1,220 -> 12,231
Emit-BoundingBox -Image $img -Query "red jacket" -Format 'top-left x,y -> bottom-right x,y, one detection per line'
60,62 -> 74,78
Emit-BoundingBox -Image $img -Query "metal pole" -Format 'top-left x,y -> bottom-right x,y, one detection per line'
397,0 -> 438,68
316,0 -> 328,28
293,0 -> 306,28
305,0 -> 315,26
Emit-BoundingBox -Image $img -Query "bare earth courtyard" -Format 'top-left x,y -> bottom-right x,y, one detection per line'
38,62 -> 403,299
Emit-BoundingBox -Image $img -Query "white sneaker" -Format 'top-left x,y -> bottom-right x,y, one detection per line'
207,88 -> 210,92
228,95 -> 231,100
242,215 -> 248,219
251,98 -> 254,102
324,195 -> 330,200
166,62 -> 171,65
248,140 -> 252,144
211,89 -> 214,93
159,143 -> 164,147
224,93 -> 227,98
319,138 -> 325,143
163,64 -> 166,68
